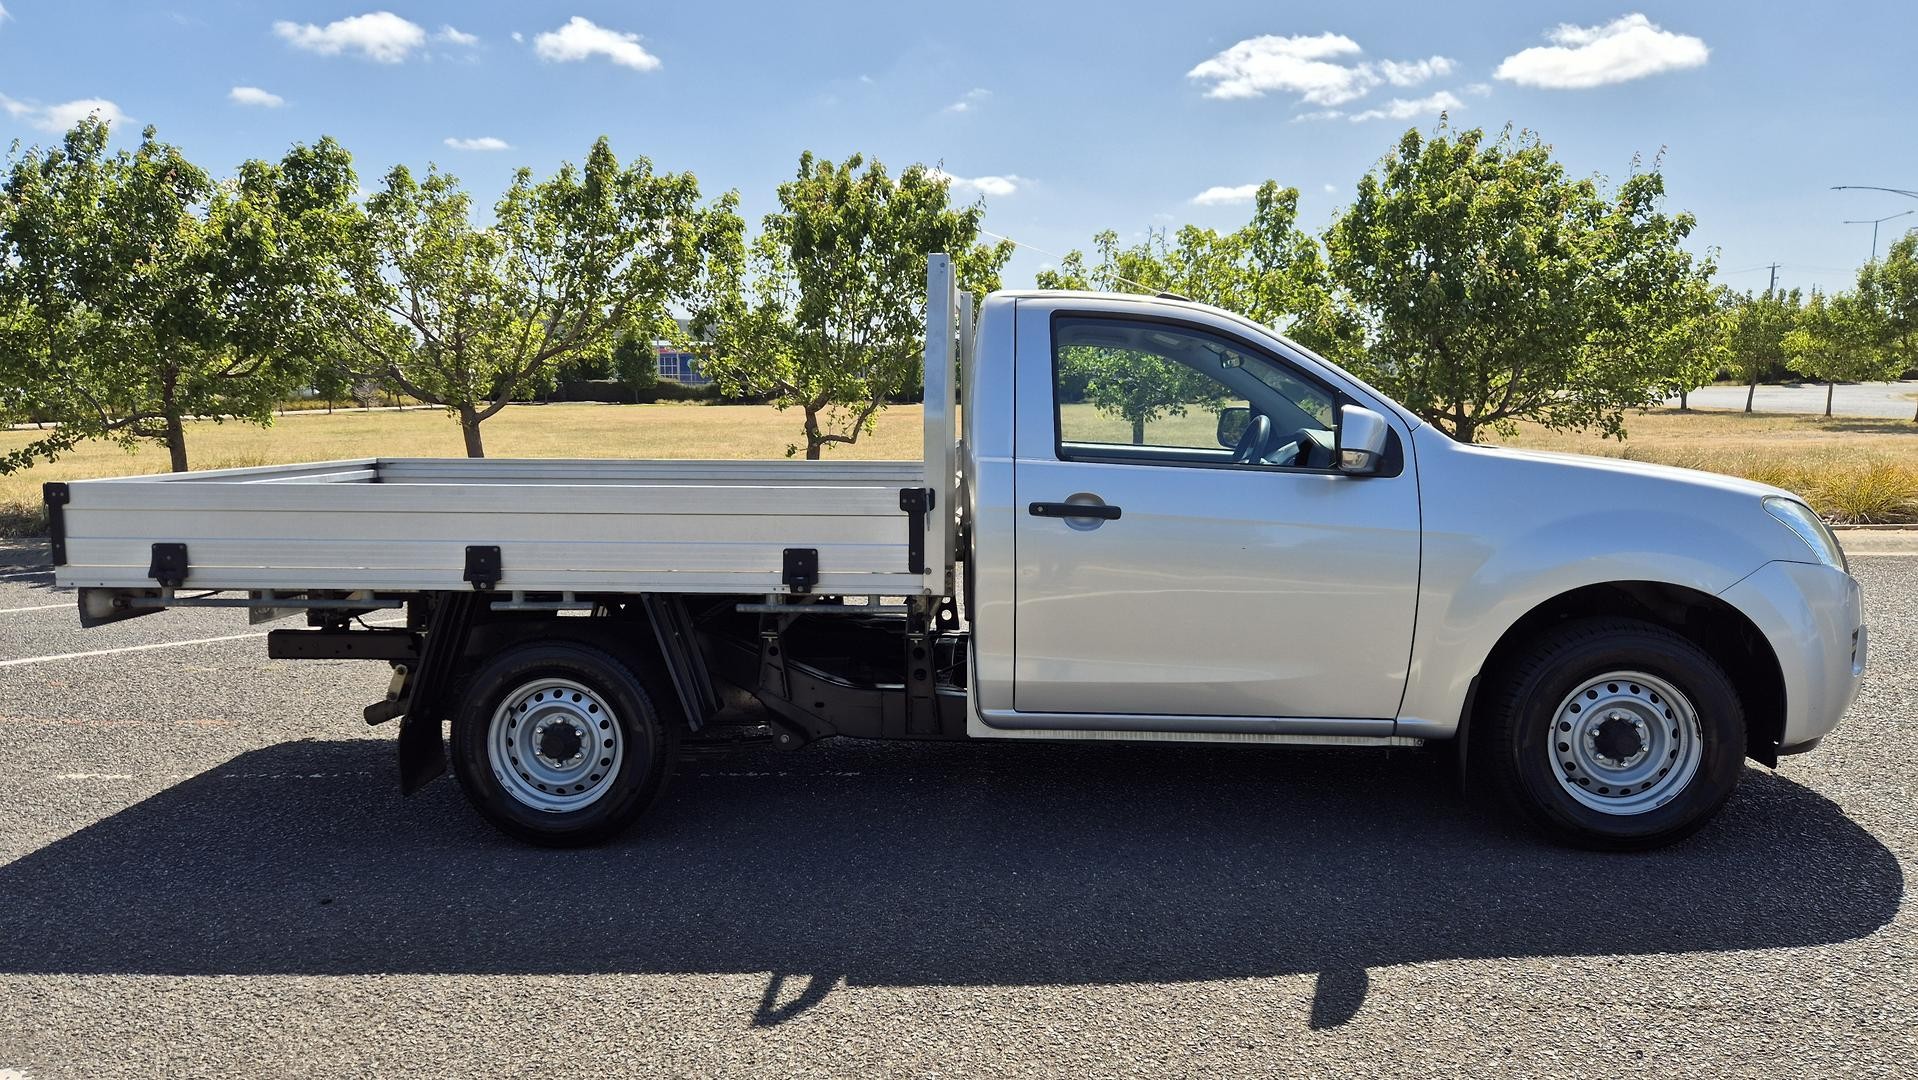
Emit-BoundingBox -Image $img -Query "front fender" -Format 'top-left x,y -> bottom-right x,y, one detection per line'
1394,432 -> 1805,738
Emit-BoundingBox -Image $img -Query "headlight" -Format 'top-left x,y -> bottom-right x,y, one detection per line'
1763,496 -> 1847,572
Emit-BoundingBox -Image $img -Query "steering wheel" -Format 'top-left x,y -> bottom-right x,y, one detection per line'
1231,413 -> 1272,463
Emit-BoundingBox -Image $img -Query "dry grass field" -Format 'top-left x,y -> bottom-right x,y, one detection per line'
1498,409 -> 1918,524
0,403 -> 924,535
2,401 -> 1913,535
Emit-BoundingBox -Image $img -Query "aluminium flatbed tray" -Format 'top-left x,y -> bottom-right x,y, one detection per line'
50,457 -> 937,596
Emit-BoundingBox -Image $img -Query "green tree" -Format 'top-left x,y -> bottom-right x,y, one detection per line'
1785,289 -> 1890,416
333,138 -> 732,456
611,329 -> 658,399
1857,231 -> 1918,420
310,359 -> 352,413
1634,278 -> 1726,414
693,153 -> 1011,459
1036,183 -> 1359,360
1722,288 -> 1801,413
0,119 -> 354,472
1036,249 -> 1230,442
1323,125 -> 1716,442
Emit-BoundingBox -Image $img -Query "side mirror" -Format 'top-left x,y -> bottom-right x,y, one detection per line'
1337,406 -> 1389,475
1216,406 -> 1251,448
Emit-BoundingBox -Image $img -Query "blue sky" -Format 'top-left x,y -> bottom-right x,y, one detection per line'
2,1 -> 1915,296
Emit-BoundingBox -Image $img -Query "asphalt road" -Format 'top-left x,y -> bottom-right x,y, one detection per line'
0,540 -> 1912,1078
1668,379 -> 1918,418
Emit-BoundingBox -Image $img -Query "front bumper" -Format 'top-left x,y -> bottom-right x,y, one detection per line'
1719,560 -> 1866,750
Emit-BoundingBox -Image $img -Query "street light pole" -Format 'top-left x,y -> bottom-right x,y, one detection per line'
1843,209 -> 1916,261
1833,185 -> 1918,201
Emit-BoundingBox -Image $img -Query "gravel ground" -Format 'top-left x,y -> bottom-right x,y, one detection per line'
0,541 -> 1911,1079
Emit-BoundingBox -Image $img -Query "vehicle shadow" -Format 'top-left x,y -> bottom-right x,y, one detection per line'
0,737 -> 1900,1029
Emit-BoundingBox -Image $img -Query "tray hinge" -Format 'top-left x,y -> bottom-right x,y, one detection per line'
147,542 -> 189,589
463,545 -> 502,591
42,482 -> 70,566
898,487 -> 934,575
782,547 -> 818,594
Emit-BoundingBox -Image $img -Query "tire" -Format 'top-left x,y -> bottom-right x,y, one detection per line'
1478,617 -> 1745,851
449,640 -> 678,847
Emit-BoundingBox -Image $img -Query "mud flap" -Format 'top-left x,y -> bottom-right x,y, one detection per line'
391,591 -> 482,795
397,712 -> 447,795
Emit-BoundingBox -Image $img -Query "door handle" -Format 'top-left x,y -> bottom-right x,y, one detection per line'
1029,501 -> 1121,521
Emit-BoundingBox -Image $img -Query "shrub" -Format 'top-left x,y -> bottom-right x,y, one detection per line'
1810,460 -> 1918,524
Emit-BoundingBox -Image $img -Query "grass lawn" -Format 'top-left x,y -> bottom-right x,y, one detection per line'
3,401 -> 1914,536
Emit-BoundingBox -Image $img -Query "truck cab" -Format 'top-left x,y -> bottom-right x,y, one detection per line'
965,290 -> 1420,739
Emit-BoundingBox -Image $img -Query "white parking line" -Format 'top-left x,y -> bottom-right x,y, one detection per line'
0,603 -> 69,615
0,568 -> 51,580
0,616 -> 406,669
0,631 -> 269,668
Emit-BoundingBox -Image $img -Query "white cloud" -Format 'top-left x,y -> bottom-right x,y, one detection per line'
228,85 -> 284,108
274,11 -> 427,63
1,94 -> 129,132
944,87 -> 990,113
1188,33 -> 1368,103
1377,57 -> 1454,86
0,4 -> 11,27
1291,108 -> 1344,123
510,31 -> 524,43
1191,183 -> 1260,206
1350,90 -> 1463,122
1495,14 -> 1708,89
533,16 -> 660,71
1322,183 -> 1338,194
928,168 -> 1021,198
437,25 -> 478,47
1187,33 -> 1454,108
444,136 -> 510,151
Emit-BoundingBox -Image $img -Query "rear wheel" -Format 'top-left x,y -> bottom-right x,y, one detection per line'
1479,618 -> 1745,850
450,640 -> 677,846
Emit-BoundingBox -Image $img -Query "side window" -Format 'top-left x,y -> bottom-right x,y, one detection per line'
1052,315 -> 1338,468
1056,339 -> 1245,450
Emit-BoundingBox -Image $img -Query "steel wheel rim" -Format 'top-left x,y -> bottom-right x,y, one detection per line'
1547,670 -> 1702,816
487,677 -> 624,813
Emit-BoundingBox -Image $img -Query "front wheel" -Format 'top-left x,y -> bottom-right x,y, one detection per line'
450,641 -> 678,846
1478,618 -> 1746,850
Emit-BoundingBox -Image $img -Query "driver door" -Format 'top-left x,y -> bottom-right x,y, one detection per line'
1011,308 -> 1420,721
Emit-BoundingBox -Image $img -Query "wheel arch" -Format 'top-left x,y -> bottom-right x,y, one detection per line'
1461,580 -> 1787,770
457,602 -> 713,732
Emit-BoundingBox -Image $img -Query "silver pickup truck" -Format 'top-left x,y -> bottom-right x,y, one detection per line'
46,255 -> 1867,850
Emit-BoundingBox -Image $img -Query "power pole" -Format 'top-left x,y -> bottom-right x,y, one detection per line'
1746,263 -> 1782,413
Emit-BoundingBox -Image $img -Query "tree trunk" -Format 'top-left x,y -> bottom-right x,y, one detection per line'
804,407 -> 823,460
1679,388 -> 1689,411
1453,418 -> 1476,443
1131,415 -> 1146,445
161,369 -> 189,473
1825,381 -> 1835,418
1745,372 -> 1757,413
458,404 -> 486,458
